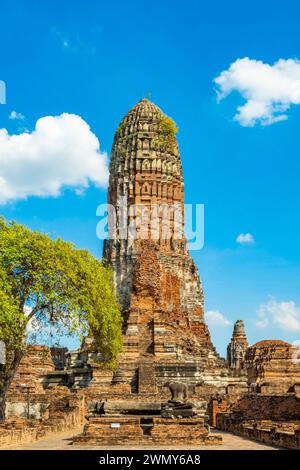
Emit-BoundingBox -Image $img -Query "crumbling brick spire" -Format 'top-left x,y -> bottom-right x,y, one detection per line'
103,99 -> 229,392
104,98 -> 186,309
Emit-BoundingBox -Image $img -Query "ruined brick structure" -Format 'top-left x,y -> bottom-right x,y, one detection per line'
103,98 -> 245,396
6,346 -> 56,419
227,320 -> 248,371
216,340 -> 300,449
4,99 -> 300,449
246,339 -> 300,394
216,393 -> 300,449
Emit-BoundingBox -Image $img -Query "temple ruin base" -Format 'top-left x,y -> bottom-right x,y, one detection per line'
73,416 -> 221,446
72,397 -> 222,446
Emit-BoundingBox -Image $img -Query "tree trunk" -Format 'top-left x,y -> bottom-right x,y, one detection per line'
0,348 -> 24,421
0,395 -> 6,421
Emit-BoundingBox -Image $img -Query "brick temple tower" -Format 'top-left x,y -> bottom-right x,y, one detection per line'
227,320 -> 248,371
104,99 -> 245,395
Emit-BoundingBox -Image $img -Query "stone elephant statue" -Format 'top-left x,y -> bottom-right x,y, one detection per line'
165,382 -> 188,401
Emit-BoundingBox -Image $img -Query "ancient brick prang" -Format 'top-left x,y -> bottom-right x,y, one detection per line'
103,99 -> 238,395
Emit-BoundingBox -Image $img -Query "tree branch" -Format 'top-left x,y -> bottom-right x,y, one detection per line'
26,302 -> 49,321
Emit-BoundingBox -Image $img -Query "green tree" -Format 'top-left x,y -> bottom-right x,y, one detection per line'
0,217 -> 122,420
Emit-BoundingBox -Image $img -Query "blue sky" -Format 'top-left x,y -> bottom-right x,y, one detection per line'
1,0 -> 300,355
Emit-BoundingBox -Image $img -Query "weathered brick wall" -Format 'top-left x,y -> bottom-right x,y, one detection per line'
208,398 -> 231,427
7,345 -> 55,396
216,394 -> 300,449
73,416 -> 222,446
74,416 -> 144,445
0,395 -> 85,448
217,414 -> 300,449
6,345 -> 69,420
228,394 -> 300,421
246,340 -> 300,393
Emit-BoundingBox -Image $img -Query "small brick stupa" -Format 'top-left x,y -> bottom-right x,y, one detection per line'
227,320 -> 248,371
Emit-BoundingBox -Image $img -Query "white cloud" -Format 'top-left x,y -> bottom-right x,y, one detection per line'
9,110 -> 25,120
214,57 -> 300,126
0,113 -> 108,204
256,298 -> 300,331
236,233 -> 255,244
205,310 -> 232,327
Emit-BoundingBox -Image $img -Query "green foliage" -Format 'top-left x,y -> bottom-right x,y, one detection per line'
0,289 -> 25,351
0,217 -> 123,366
116,110 -> 178,157
159,113 -> 178,139
153,112 -> 178,153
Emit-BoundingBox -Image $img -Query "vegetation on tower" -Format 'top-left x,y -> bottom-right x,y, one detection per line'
153,112 -> 179,153
114,101 -> 179,157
